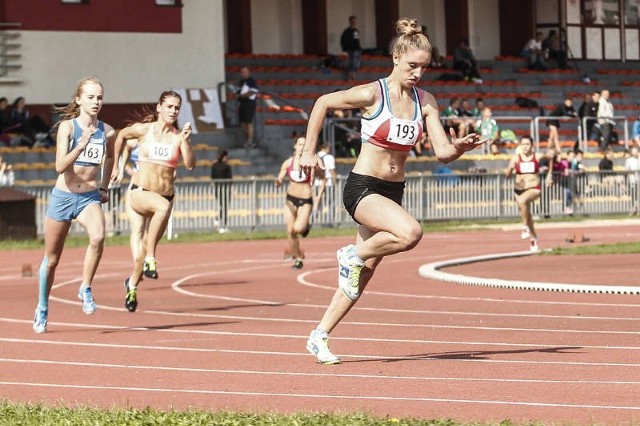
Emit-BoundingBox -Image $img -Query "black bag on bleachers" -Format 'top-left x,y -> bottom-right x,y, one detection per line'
437,72 -> 464,82
514,96 -> 539,109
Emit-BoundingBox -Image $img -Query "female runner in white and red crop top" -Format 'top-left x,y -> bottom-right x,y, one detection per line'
111,91 -> 195,312
505,135 -> 553,252
298,18 -> 486,364
275,136 -> 326,269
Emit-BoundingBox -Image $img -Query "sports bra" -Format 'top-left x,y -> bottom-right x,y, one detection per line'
360,79 -> 424,152
287,157 -> 310,183
515,154 -> 539,174
70,119 -> 106,167
137,123 -> 181,169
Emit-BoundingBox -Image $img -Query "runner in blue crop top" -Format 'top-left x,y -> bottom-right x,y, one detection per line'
297,18 -> 486,364
33,77 -> 116,334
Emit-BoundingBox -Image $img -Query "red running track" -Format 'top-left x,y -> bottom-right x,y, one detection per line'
0,221 -> 639,424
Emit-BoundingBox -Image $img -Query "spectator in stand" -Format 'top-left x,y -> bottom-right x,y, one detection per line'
453,39 -> 482,83
475,107 -> 500,155
597,89 -> 615,151
522,32 -> 549,71
631,114 -> 640,147
9,96 -> 52,147
625,146 -> 640,215
471,97 -> 485,118
236,66 -> 259,149
598,147 -> 614,172
443,97 -> 469,138
340,16 -> 362,81
546,95 -> 577,153
578,91 -> 600,142
0,156 -> 14,186
538,147 -> 554,219
542,30 -> 569,69
210,149 -> 233,233
421,26 -> 444,69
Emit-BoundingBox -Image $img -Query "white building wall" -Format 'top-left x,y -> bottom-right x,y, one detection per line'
468,0 -> 500,60
8,0 -> 225,104
399,0 -> 446,57
252,0 -> 303,54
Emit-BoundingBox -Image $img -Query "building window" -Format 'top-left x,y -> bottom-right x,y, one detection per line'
156,0 -> 182,6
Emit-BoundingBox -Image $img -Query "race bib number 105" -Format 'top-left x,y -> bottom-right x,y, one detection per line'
149,143 -> 174,161
387,118 -> 419,146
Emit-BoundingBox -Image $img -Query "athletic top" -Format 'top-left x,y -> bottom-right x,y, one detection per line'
137,123 -> 181,169
360,79 -> 424,152
287,157 -> 310,183
515,154 -> 539,174
70,119 -> 106,167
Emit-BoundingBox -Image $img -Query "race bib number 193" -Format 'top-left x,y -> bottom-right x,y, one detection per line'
387,118 -> 419,146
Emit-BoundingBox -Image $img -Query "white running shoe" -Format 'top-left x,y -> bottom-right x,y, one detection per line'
530,239 -> 539,252
33,306 -> 48,333
306,329 -> 340,365
78,287 -> 96,314
521,226 -> 531,239
337,244 -> 364,301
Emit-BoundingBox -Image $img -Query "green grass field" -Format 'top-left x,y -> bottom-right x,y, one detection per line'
1,216 -> 636,425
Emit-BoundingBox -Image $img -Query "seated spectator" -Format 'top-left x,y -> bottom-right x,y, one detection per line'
9,96 -> 52,147
542,30 -> 569,69
521,32 -> 549,71
331,109 -> 360,158
453,39 -> 482,83
0,157 -> 14,186
471,97 -> 485,118
632,114 -> 640,147
598,147 -> 614,172
459,99 -> 476,133
421,26 -> 444,69
475,107 -> 500,155
442,97 -> 469,138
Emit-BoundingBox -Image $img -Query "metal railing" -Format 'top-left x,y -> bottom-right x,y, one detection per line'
20,170 -> 640,237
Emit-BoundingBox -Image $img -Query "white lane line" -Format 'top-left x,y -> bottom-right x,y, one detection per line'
4,337 -> 640,364
1,380 -> 640,411
2,357 -> 640,385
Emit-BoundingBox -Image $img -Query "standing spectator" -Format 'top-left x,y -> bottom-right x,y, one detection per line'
597,89 -> 615,151
522,32 -> 549,71
210,149 -> 233,233
475,107 -> 500,155
32,77 -> 116,333
546,95 -> 577,153
625,146 -> 640,215
236,66 -> 259,148
578,91 -> 600,142
340,16 -> 362,81
453,39 -> 482,83
314,142 -> 337,225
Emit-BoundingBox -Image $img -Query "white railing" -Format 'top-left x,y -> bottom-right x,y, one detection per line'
19,170 -> 640,237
